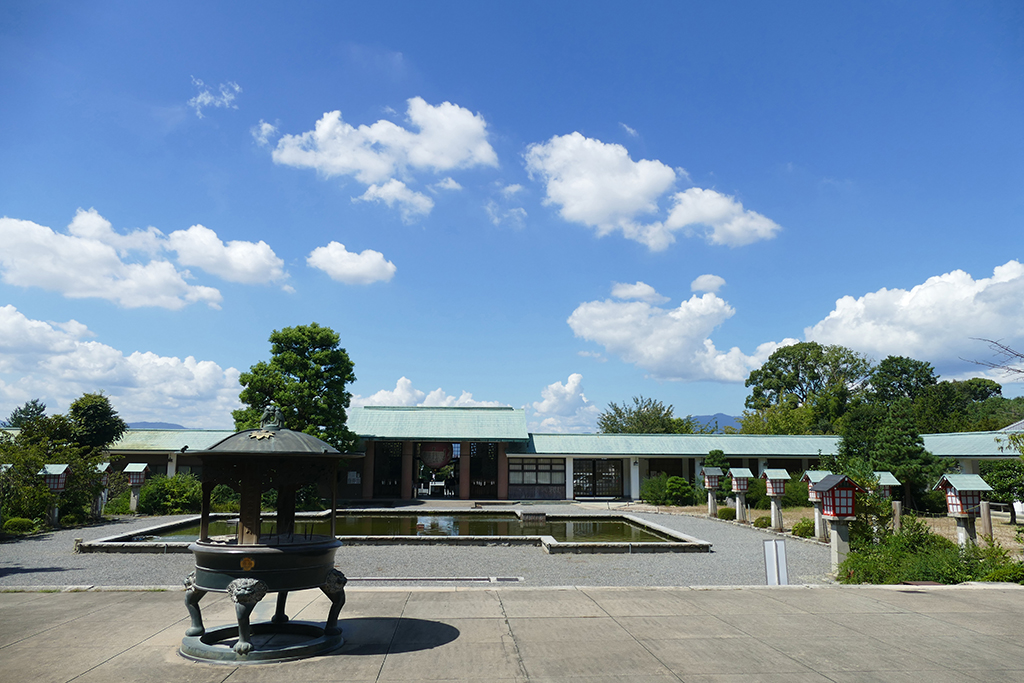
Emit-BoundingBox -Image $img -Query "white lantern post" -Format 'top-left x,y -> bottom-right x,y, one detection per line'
933,474 -> 992,546
801,470 -> 831,541
94,462 -> 112,516
810,474 -> 867,573
701,467 -> 723,518
761,469 -> 790,531
124,463 -> 149,513
729,468 -> 753,522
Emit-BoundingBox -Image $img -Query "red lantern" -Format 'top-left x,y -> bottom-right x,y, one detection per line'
811,474 -> 866,520
420,443 -> 453,469
762,469 -> 790,497
801,471 -> 830,502
124,463 -> 148,487
702,467 -> 723,490
933,474 -> 992,518
40,464 -> 69,493
730,467 -> 753,493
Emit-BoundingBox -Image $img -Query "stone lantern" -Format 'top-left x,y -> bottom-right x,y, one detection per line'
701,467 -> 723,518
761,469 -> 790,531
800,470 -> 831,541
729,467 -> 754,523
39,464 -> 69,526
810,474 -> 867,572
123,463 -> 149,512
94,462 -> 112,516
179,406 -> 361,663
933,474 -> 992,546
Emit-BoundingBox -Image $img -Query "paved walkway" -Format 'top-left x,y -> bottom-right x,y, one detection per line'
3,584 -> 1023,682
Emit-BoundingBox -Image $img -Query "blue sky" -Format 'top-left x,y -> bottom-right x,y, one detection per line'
2,1 -> 1023,431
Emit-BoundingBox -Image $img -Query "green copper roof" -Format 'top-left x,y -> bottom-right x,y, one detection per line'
729,468 -> 755,479
511,433 -> 840,456
933,473 -> 992,492
874,471 -> 901,486
110,429 -> 234,452
347,406 -> 528,442
920,432 -> 1010,457
762,468 -> 791,480
801,470 -> 832,484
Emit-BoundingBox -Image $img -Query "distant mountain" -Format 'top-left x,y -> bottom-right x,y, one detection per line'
691,413 -> 741,432
128,421 -> 187,430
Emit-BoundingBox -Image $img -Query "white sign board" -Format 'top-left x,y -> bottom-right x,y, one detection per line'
763,539 -> 789,586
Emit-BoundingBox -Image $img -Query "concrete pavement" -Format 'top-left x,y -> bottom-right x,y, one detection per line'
3,584 -> 1024,682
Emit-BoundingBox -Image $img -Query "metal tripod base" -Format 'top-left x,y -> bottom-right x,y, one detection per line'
180,622 -> 343,664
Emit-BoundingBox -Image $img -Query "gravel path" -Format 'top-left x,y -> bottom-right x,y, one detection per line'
0,505 -> 832,588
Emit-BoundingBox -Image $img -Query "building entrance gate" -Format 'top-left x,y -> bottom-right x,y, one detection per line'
573,459 -> 623,497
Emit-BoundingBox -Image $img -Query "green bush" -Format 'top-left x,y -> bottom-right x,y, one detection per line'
138,474 -> 202,515
211,484 -> 240,513
665,476 -> 695,506
3,517 -> 38,534
838,515 -> 1023,585
753,515 -> 771,528
980,563 -> 1024,584
717,507 -> 736,520
790,517 -> 815,538
59,513 -> 84,527
640,474 -> 670,505
103,491 -> 130,515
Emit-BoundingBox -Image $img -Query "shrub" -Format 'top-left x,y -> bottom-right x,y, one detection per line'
838,515 -> 1023,585
59,513 -> 84,527
138,474 -> 202,515
717,507 -> 736,520
103,491 -> 131,515
980,563 -> 1024,584
753,515 -> 771,528
211,484 -> 240,513
3,517 -> 38,534
640,474 -> 670,505
665,476 -> 695,506
790,517 -> 815,538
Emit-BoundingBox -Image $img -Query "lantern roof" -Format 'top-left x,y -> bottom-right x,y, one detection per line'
800,470 -> 831,484
874,471 -> 901,486
810,474 -> 867,494
932,473 -> 992,493
729,467 -> 754,479
39,464 -> 68,476
701,466 -> 724,476
95,462 -> 111,473
124,462 -> 149,473
0,463 -> 11,474
761,469 -> 790,480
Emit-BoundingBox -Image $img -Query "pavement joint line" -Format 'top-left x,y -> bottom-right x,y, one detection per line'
495,591 -> 530,680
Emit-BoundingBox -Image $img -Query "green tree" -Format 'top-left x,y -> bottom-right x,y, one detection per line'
913,379 -> 1002,434
980,459 -> 1024,525
2,399 -> 47,428
743,342 -> 871,434
598,396 -> 713,434
68,392 -> 127,449
868,356 -> 937,404
233,323 -> 357,450
871,397 -> 945,508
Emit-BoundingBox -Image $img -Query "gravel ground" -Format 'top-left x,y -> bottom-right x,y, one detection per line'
0,504 -> 833,588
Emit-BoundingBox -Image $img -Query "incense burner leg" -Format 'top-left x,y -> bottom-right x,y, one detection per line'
228,578 -> 269,654
320,569 -> 348,636
272,590 -> 289,624
183,571 -> 207,637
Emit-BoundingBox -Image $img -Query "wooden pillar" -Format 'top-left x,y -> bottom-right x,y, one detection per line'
200,481 -> 212,542
401,441 -> 414,500
238,461 -> 262,545
362,440 -> 375,500
459,441 -> 471,500
497,443 -> 508,500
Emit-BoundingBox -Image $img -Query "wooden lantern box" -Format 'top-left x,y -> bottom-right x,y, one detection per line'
761,468 -> 790,497
800,470 -> 831,502
40,464 -> 69,493
933,474 -> 992,518
730,467 -> 754,493
702,467 -> 723,490
811,474 -> 866,520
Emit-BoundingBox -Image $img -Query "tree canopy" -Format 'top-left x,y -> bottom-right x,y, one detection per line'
598,396 -> 714,434
232,323 -> 357,450
2,399 -> 47,428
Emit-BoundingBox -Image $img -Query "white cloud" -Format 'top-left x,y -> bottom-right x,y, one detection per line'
432,177 -> 462,191
664,188 -> 781,247
251,120 -> 278,146
188,77 -> 241,119
0,306 -> 241,428
528,373 -> 601,433
355,179 -> 434,222
524,132 -> 781,251
691,274 -> 726,293
351,377 -> 506,408
577,350 -> 606,362
270,97 -> 497,218
0,214 -> 222,310
611,281 -> 669,304
485,201 -> 527,228
307,241 -> 396,284
167,224 -> 288,285
620,122 -> 638,137
0,210 -> 295,308
568,284 -> 793,382
805,260 -> 1024,371
501,183 -> 523,198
